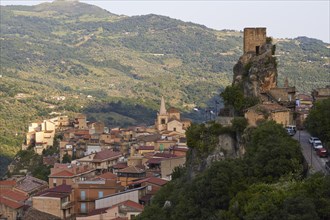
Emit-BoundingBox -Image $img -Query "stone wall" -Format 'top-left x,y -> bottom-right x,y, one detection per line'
243,27 -> 266,54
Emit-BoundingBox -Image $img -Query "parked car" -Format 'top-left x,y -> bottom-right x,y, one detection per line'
313,140 -> 323,150
316,148 -> 328,158
286,125 -> 296,133
286,128 -> 295,136
309,137 -> 320,144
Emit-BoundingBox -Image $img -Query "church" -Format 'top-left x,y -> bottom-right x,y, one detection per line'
155,97 -> 191,134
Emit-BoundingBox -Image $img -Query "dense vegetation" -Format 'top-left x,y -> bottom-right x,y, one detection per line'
0,1 -> 329,173
138,121 -> 330,219
305,98 -> 330,148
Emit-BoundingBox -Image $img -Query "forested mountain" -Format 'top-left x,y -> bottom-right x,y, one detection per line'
0,0 -> 329,160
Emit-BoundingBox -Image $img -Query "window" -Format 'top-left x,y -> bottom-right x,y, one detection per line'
173,127 -> 176,131
80,203 -> 86,213
80,191 -> 86,200
53,179 -> 57,187
98,191 -> 103,198
161,119 -> 166,124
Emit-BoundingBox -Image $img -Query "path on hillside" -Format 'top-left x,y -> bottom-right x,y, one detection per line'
293,130 -> 328,174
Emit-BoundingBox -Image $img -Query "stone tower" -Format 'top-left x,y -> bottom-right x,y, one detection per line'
156,96 -> 168,131
243,27 -> 266,54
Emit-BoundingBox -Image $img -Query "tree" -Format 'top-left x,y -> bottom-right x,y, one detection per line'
220,85 -> 259,116
245,121 -> 304,182
304,98 -> 330,145
62,153 -> 72,163
220,85 -> 245,115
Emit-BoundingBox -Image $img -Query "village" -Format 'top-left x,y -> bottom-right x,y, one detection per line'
0,96 -> 191,220
1,28 -> 330,220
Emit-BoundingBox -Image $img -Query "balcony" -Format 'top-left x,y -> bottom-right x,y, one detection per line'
61,201 -> 75,209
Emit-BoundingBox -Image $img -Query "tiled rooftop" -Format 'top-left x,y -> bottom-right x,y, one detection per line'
93,149 -> 122,161
1,189 -> 28,202
0,180 -> 16,187
15,176 -> 48,194
0,196 -> 24,209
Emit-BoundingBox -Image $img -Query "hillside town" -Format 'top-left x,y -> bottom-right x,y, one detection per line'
1,96 -> 190,220
1,27 -> 329,220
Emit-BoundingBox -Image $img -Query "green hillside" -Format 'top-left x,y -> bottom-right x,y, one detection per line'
0,0 -> 329,161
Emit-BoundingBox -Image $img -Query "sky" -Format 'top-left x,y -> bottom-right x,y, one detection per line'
1,0 -> 329,43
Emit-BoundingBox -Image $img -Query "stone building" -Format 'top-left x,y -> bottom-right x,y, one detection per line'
243,27 -> 267,54
32,184 -> 74,220
245,103 -> 292,127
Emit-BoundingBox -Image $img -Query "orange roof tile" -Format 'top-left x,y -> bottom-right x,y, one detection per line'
0,180 -> 16,186
0,196 -> 24,209
93,149 -> 122,161
50,170 -> 74,177
97,172 -> 117,180
2,190 -> 28,202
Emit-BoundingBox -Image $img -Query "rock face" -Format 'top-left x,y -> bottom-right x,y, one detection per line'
233,43 -> 277,97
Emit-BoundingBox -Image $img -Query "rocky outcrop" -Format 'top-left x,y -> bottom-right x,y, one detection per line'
233,43 -> 277,97
187,133 -> 238,179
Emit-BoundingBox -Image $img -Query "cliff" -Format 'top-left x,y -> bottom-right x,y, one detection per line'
233,42 -> 278,97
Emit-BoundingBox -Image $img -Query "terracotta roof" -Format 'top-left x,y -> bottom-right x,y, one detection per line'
117,166 -> 145,174
120,200 -> 144,211
0,196 -> 24,209
49,170 -> 74,177
0,180 -> 16,186
48,184 -> 72,193
147,177 -> 168,186
130,177 -> 168,186
154,153 -> 177,158
36,184 -> 72,198
93,149 -> 122,161
137,134 -> 161,142
113,162 -> 128,169
15,176 -> 48,194
96,172 -> 117,180
146,158 -> 163,164
138,146 -> 154,150
1,189 -> 28,202
87,207 -> 109,216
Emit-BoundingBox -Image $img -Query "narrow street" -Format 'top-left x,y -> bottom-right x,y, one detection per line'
293,130 -> 329,174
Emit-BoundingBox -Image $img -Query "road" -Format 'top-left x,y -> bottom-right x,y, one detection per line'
293,130 -> 329,174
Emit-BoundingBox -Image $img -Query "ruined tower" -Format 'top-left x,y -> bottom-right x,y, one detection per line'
243,27 -> 266,55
